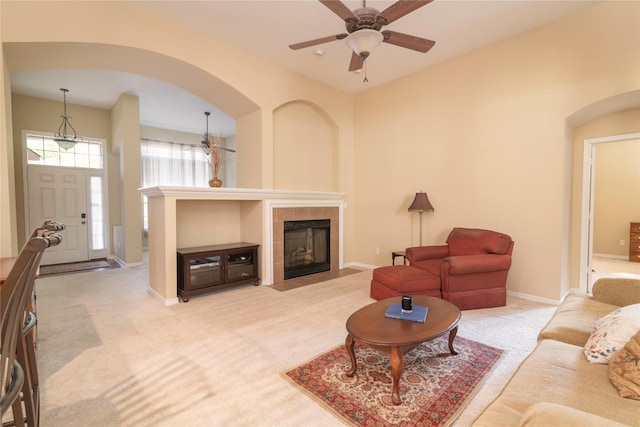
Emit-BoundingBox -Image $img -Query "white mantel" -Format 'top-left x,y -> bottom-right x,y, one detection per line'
139,186 -> 345,305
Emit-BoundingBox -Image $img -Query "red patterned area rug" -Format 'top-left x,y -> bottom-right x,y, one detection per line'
284,335 -> 503,427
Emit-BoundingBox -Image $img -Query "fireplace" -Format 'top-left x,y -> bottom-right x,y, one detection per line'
283,219 -> 330,279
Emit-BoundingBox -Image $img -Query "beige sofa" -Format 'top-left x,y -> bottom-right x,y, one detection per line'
473,278 -> 640,426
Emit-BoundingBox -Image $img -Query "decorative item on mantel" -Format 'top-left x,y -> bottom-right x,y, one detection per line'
201,111 -> 235,187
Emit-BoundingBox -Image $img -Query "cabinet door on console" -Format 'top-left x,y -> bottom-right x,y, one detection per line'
188,254 -> 224,289
226,248 -> 258,283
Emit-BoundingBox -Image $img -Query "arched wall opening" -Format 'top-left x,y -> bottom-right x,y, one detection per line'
565,90 -> 640,294
4,42 -> 259,119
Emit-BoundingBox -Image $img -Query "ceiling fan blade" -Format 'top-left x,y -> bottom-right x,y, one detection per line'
382,30 -> 435,53
348,51 -> 364,71
289,34 -> 348,50
378,0 -> 433,25
319,0 -> 358,22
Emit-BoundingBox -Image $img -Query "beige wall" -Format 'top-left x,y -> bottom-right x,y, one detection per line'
1,1 -> 639,302
352,1 -> 640,301
176,200 -> 242,249
0,36 -> 18,257
111,94 -> 142,264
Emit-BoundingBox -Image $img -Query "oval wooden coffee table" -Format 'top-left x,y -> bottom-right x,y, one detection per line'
345,296 -> 461,405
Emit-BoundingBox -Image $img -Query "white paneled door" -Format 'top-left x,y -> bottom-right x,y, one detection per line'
28,166 -> 89,265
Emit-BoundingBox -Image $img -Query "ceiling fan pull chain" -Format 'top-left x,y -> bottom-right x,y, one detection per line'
363,60 -> 369,83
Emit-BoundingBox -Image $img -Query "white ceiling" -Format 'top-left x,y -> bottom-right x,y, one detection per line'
9,0 -> 600,137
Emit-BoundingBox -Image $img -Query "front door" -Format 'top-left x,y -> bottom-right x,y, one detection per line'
27,166 -> 89,265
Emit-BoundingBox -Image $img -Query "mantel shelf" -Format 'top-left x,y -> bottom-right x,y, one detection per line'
139,186 -> 345,201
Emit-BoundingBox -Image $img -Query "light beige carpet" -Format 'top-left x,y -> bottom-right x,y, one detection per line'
33,266 -> 556,426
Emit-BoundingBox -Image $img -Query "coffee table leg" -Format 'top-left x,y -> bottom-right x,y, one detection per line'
345,334 -> 357,377
448,326 -> 459,355
390,345 -> 403,405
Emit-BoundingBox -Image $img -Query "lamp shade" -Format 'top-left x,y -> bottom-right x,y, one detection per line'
408,192 -> 434,212
345,29 -> 384,56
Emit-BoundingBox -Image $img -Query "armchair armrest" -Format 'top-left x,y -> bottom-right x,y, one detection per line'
406,245 -> 449,263
443,254 -> 512,275
592,278 -> 640,306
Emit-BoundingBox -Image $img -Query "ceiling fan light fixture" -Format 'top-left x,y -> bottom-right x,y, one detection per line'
345,29 -> 383,57
201,111 -> 213,155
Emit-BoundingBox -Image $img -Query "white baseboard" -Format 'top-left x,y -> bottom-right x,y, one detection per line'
147,287 -> 179,306
111,255 -> 142,268
507,290 -> 561,306
344,261 -> 377,270
593,253 -> 628,260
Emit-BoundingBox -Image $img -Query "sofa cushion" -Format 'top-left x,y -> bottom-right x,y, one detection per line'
518,402 -> 629,427
446,227 -> 512,256
609,330 -> 640,400
472,339 -> 639,427
537,293 -> 619,346
584,303 -> 640,364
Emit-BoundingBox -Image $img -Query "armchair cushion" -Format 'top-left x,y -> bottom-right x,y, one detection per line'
444,254 -> 512,275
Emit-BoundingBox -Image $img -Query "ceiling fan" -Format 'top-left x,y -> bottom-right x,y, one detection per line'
289,0 -> 436,72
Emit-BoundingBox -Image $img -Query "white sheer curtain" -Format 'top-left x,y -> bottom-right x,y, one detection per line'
141,139 -> 210,231
141,139 -> 210,187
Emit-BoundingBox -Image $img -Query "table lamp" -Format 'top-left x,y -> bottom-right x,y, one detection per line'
408,192 -> 434,246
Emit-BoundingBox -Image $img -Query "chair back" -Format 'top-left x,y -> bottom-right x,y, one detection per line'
446,227 -> 514,256
1,233 -> 61,415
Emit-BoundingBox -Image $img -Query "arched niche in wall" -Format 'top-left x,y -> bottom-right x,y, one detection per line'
272,100 -> 338,192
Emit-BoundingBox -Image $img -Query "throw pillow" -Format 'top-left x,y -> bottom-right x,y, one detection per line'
583,303 -> 640,364
609,330 -> 640,400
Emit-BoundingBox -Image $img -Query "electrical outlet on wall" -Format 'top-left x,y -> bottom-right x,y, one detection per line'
620,240 -> 626,246
375,247 -> 380,255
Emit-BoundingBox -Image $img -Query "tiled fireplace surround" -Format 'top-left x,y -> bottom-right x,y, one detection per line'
272,206 -> 340,283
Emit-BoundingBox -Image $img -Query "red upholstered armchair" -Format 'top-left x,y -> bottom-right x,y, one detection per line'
406,228 -> 514,310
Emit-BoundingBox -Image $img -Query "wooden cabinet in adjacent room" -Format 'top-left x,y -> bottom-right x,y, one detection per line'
177,242 -> 260,302
630,222 -> 640,263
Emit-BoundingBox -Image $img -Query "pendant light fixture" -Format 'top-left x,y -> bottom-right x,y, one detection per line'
53,88 -> 83,150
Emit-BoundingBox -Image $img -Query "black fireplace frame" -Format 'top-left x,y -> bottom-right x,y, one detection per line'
283,219 -> 331,280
